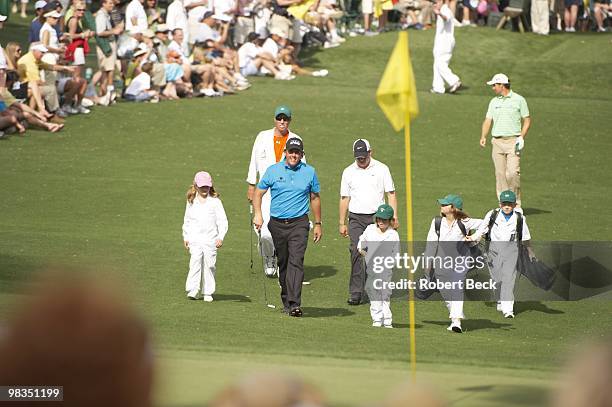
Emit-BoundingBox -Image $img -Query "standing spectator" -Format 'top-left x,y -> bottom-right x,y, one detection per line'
480,73 -> 531,206
233,0 -> 256,46
531,0 -> 550,34
253,137 -> 322,317
339,139 -> 397,306
246,105 -> 302,277
361,0 -> 378,34
95,0 -> 121,105
184,0 -> 211,45
40,10 -> 65,60
145,0 -> 164,27
126,0 -> 148,32
28,1 -> 48,43
431,0 -> 461,94
564,0 -> 579,31
182,171 -> 228,302
66,1 -> 93,82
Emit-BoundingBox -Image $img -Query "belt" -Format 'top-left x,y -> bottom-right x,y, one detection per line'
494,136 -> 519,140
270,215 -> 308,224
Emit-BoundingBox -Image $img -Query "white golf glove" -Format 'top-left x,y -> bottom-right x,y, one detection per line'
515,136 -> 525,151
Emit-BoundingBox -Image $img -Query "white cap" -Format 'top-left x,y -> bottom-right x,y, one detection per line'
269,28 -> 287,39
35,0 -> 47,9
212,13 -> 231,22
133,48 -> 147,57
30,43 -> 49,53
155,23 -> 169,32
486,73 -> 510,85
130,27 -> 143,35
142,28 -> 155,38
44,10 -> 62,18
0,14 -> 7,21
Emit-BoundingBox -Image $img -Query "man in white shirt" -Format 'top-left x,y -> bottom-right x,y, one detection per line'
431,0 -> 461,94
238,32 -> 288,79
125,0 -> 148,32
246,105 -> 302,276
339,139 -> 398,305
184,0 -> 211,44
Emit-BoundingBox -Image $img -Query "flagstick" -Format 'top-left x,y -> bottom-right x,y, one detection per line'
404,111 -> 417,382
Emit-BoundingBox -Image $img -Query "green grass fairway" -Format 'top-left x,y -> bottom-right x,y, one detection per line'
1,21 -> 612,406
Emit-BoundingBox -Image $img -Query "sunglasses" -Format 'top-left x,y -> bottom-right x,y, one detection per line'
275,115 -> 290,122
77,8 -> 86,11
16,49 -> 22,52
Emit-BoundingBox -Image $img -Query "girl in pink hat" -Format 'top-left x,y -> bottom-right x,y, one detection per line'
182,171 -> 228,302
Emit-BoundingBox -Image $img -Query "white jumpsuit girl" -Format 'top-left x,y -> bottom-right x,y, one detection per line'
182,195 -> 228,298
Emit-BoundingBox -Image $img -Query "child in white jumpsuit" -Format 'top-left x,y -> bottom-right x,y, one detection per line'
182,171 -> 228,302
469,190 -> 532,318
431,0 -> 462,94
424,194 -> 481,333
358,204 -> 400,328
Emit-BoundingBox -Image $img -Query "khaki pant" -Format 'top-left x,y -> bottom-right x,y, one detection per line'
492,137 -> 521,204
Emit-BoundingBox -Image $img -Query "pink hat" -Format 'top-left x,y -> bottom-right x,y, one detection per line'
194,171 -> 213,187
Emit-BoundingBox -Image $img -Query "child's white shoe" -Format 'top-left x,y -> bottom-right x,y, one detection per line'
203,295 -> 214,302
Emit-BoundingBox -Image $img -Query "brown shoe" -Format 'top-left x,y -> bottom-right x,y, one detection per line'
49,115 -> 65,124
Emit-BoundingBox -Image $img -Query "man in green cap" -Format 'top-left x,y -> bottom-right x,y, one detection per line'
246,105 -> 303,277
469,190 -> 533,318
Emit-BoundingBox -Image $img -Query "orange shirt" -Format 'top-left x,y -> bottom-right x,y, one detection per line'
273,131 -> 289,163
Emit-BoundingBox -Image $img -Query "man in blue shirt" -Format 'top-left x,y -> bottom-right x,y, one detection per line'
253,137 -> 322,317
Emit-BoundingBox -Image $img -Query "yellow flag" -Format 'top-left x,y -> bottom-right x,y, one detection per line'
376,32 -> 419,132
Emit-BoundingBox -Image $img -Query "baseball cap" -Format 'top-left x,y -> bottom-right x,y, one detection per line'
44,10 -> 62,18
499,190 -> 517,203
30,43 -> 49,53
437,194 -> 463,210
374,204 -> 394,220
270,28 -> 287,38
353,139 -> 371,158
0,14 -> 6,21
194,171 -> 213,187
486,73 -> 510,85
246,32 -> 259,42
201,11 -> 214,20
155,24 -> 170,32
285,137 -> 303,153
43,0 -> 61,11
133,48 -> 147,57
35,0 -> 47,9
142,29 -> 155,38
274,105 -> 292,118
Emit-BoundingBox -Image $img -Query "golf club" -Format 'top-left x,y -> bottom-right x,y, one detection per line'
257,229 -> 276,309
249,204 -> 254,273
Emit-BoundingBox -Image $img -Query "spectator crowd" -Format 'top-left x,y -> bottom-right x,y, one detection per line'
0,0 -> 609,138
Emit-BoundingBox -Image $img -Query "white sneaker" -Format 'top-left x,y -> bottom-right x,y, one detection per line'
200,88 -> 217,97
504,312 -> 515,319
496,302 -> 502,312
332,36 -> 346,43
264,256 -> 278,277
372,321 -> 382,327
62,105 -> 79,115
312,69 -> 329,77
447,319 -> 463,333
383,322 -> 393,329
323,41 -> 340,48
81,98 -> 95,107
449,80 -> 462,94
97,92 -> 111,106
77,105 -> 91,114
203,295 -> 214,302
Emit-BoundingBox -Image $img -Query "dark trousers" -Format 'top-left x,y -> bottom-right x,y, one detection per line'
268,215 -> 310,310
348,212 -> 375,300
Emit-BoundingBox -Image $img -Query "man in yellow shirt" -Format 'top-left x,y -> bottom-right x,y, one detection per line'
17,43 -> 74,118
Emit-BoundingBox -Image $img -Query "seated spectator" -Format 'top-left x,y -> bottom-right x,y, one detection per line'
124,61 -> 159,101
17,43 -> 74,119
260,30 -> 295,79
28,0 -> 48,43
238,31 -> 285,79
594,0 -> 610,31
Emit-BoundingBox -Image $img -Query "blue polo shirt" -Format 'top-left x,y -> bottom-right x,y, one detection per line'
258,161 -> 320,219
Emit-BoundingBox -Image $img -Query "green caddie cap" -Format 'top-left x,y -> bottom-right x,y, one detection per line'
374,204 -> 394,220
274,105 -> 292,118
437,194 -> 463,210
499,190 -> 517,203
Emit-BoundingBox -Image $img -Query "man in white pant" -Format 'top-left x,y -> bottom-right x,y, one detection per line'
469,190 -> 532,318
431,0 -> 461,94
247,105 -> 302,276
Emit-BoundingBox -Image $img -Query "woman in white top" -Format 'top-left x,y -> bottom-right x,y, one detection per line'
40,10 -> 65,64
182,171 -> 228,302
423,194 -> 481,333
